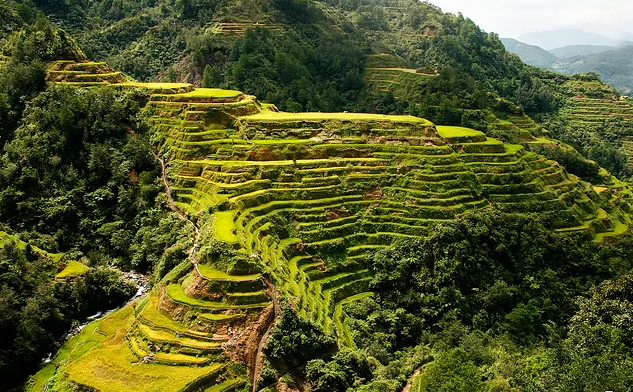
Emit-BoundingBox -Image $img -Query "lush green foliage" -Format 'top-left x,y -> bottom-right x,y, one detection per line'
0,239 -> 134,390
339,212 -> 633,390
0,85 -> 160,259
522,274 -> 633,391
305,350 -> 372,391
417,348 -> 483,392
265,305 -> 336,366
369,213 -> 615,342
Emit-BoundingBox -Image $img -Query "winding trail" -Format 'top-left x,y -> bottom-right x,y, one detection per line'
153,151 -> 201,274
402,369 -> 421,392
252,278 -> 280,392
153,150 -> 280,391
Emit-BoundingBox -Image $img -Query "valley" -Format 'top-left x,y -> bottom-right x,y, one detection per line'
2,0 -> 633,391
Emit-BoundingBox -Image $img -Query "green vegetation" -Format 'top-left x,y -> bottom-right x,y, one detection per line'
0,236 -> 135,390
436,126 -> 485,139
213,211 -> 239,243
55,260 -> 90,278
416,349 -> 483,392
242,111 -> 431,124
265,306 -> 336,366
3,1 -> 633,391
535,71 -> 633,179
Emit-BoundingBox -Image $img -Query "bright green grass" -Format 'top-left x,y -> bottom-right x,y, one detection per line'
67,345 -> 224,392
55,260 -> 90,278
527,137 -> 555,144
203,379 -> 244,392
49,300 -> 228,392
436,126 -> 485,139
0,231 -> 63,262
139,292 -> 207,336
27,304 -> 136,392
28,318 -> 108,392
557,208 -> 609,233
197,264 -> 259,281
241,110 -> 432,125
593,216 -> 630,243
182,157 -> 384,167
166,284 -> 268,309
213,210 -> 239,243
252,139 -> 314,145
114,82 -> 193,89
173,88 -> 242,98
152,351 -> 210,364
199,312 -> 245,322
137,323 -> 221,350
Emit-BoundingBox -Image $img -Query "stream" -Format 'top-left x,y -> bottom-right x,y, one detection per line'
41,269 -> 149,364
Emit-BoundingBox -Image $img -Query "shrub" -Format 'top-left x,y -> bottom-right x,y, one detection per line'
418,348 -> 483,392
265,305 -> 336,366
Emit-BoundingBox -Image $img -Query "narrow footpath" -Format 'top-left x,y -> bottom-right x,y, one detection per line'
252,278 -> 280,392
153,150 -> 280,391
153,151 -> 201,274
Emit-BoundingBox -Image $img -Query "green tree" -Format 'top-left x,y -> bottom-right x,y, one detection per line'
265,305 -> 336,366
418,348 -> 483,392
525,274 -> 633,391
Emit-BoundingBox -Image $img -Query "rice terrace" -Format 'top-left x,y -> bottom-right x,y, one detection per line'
3,0 -> 633,391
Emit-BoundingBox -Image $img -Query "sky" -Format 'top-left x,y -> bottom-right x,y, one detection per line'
428,0 -> 633,39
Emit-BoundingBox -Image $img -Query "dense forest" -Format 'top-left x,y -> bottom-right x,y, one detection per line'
1,0 -> 633,391
0,16 -> 192,390
22,0 -> 625,179
261,213 -> 633,391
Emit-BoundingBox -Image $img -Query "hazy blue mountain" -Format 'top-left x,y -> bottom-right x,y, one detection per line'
519,29 -> 622,50
550,45 -> 616,59
501,38 -> 558,69
502,36 -> 633,95
555,45 -> 633,95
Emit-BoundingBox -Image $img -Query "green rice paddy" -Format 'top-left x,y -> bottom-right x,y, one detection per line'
37,81 -> 633,392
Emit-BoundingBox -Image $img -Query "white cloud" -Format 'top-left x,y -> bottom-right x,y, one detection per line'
428,0 -> 633,38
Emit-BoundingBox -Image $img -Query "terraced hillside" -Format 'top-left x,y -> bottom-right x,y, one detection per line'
364,54 -> 437,97
561,79 -> 633,129
556,78 -> 633,171
148,87 -> 631,345
211,21 -> 283,36
46,60 -> 127,85
28,82 -> 633,392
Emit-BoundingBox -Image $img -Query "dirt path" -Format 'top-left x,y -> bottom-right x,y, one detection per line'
402,369 -> 421,392
154,150 -> 281,391
252,278 -> 280,392
153,152 -> 201,274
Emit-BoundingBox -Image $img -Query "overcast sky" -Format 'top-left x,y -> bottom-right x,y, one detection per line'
428,0 -> 633,39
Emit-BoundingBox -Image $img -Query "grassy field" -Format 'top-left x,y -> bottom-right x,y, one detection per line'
173,88 -> 242,98
55,260 -> 90,278
436,125 -> 485,139
213,210 -> 239,243
27,304 -> 136,392
114,82 -> 193,89
242,110 -> 432,124
197,264 -> 260,281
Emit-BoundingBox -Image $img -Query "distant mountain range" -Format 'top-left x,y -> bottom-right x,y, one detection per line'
518,28 -> 625,50
502,30 -> 633,95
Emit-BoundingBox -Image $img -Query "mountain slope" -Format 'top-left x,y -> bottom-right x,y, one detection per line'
555,45 -> 633,95
501,38 -> 558,69
27,75 -> 633,392
3,1 -> 633,391
550,44 -> 616,58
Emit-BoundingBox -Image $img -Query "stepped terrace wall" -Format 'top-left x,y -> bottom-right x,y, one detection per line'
32,84 -> 632,392
148,89 -> 629,353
